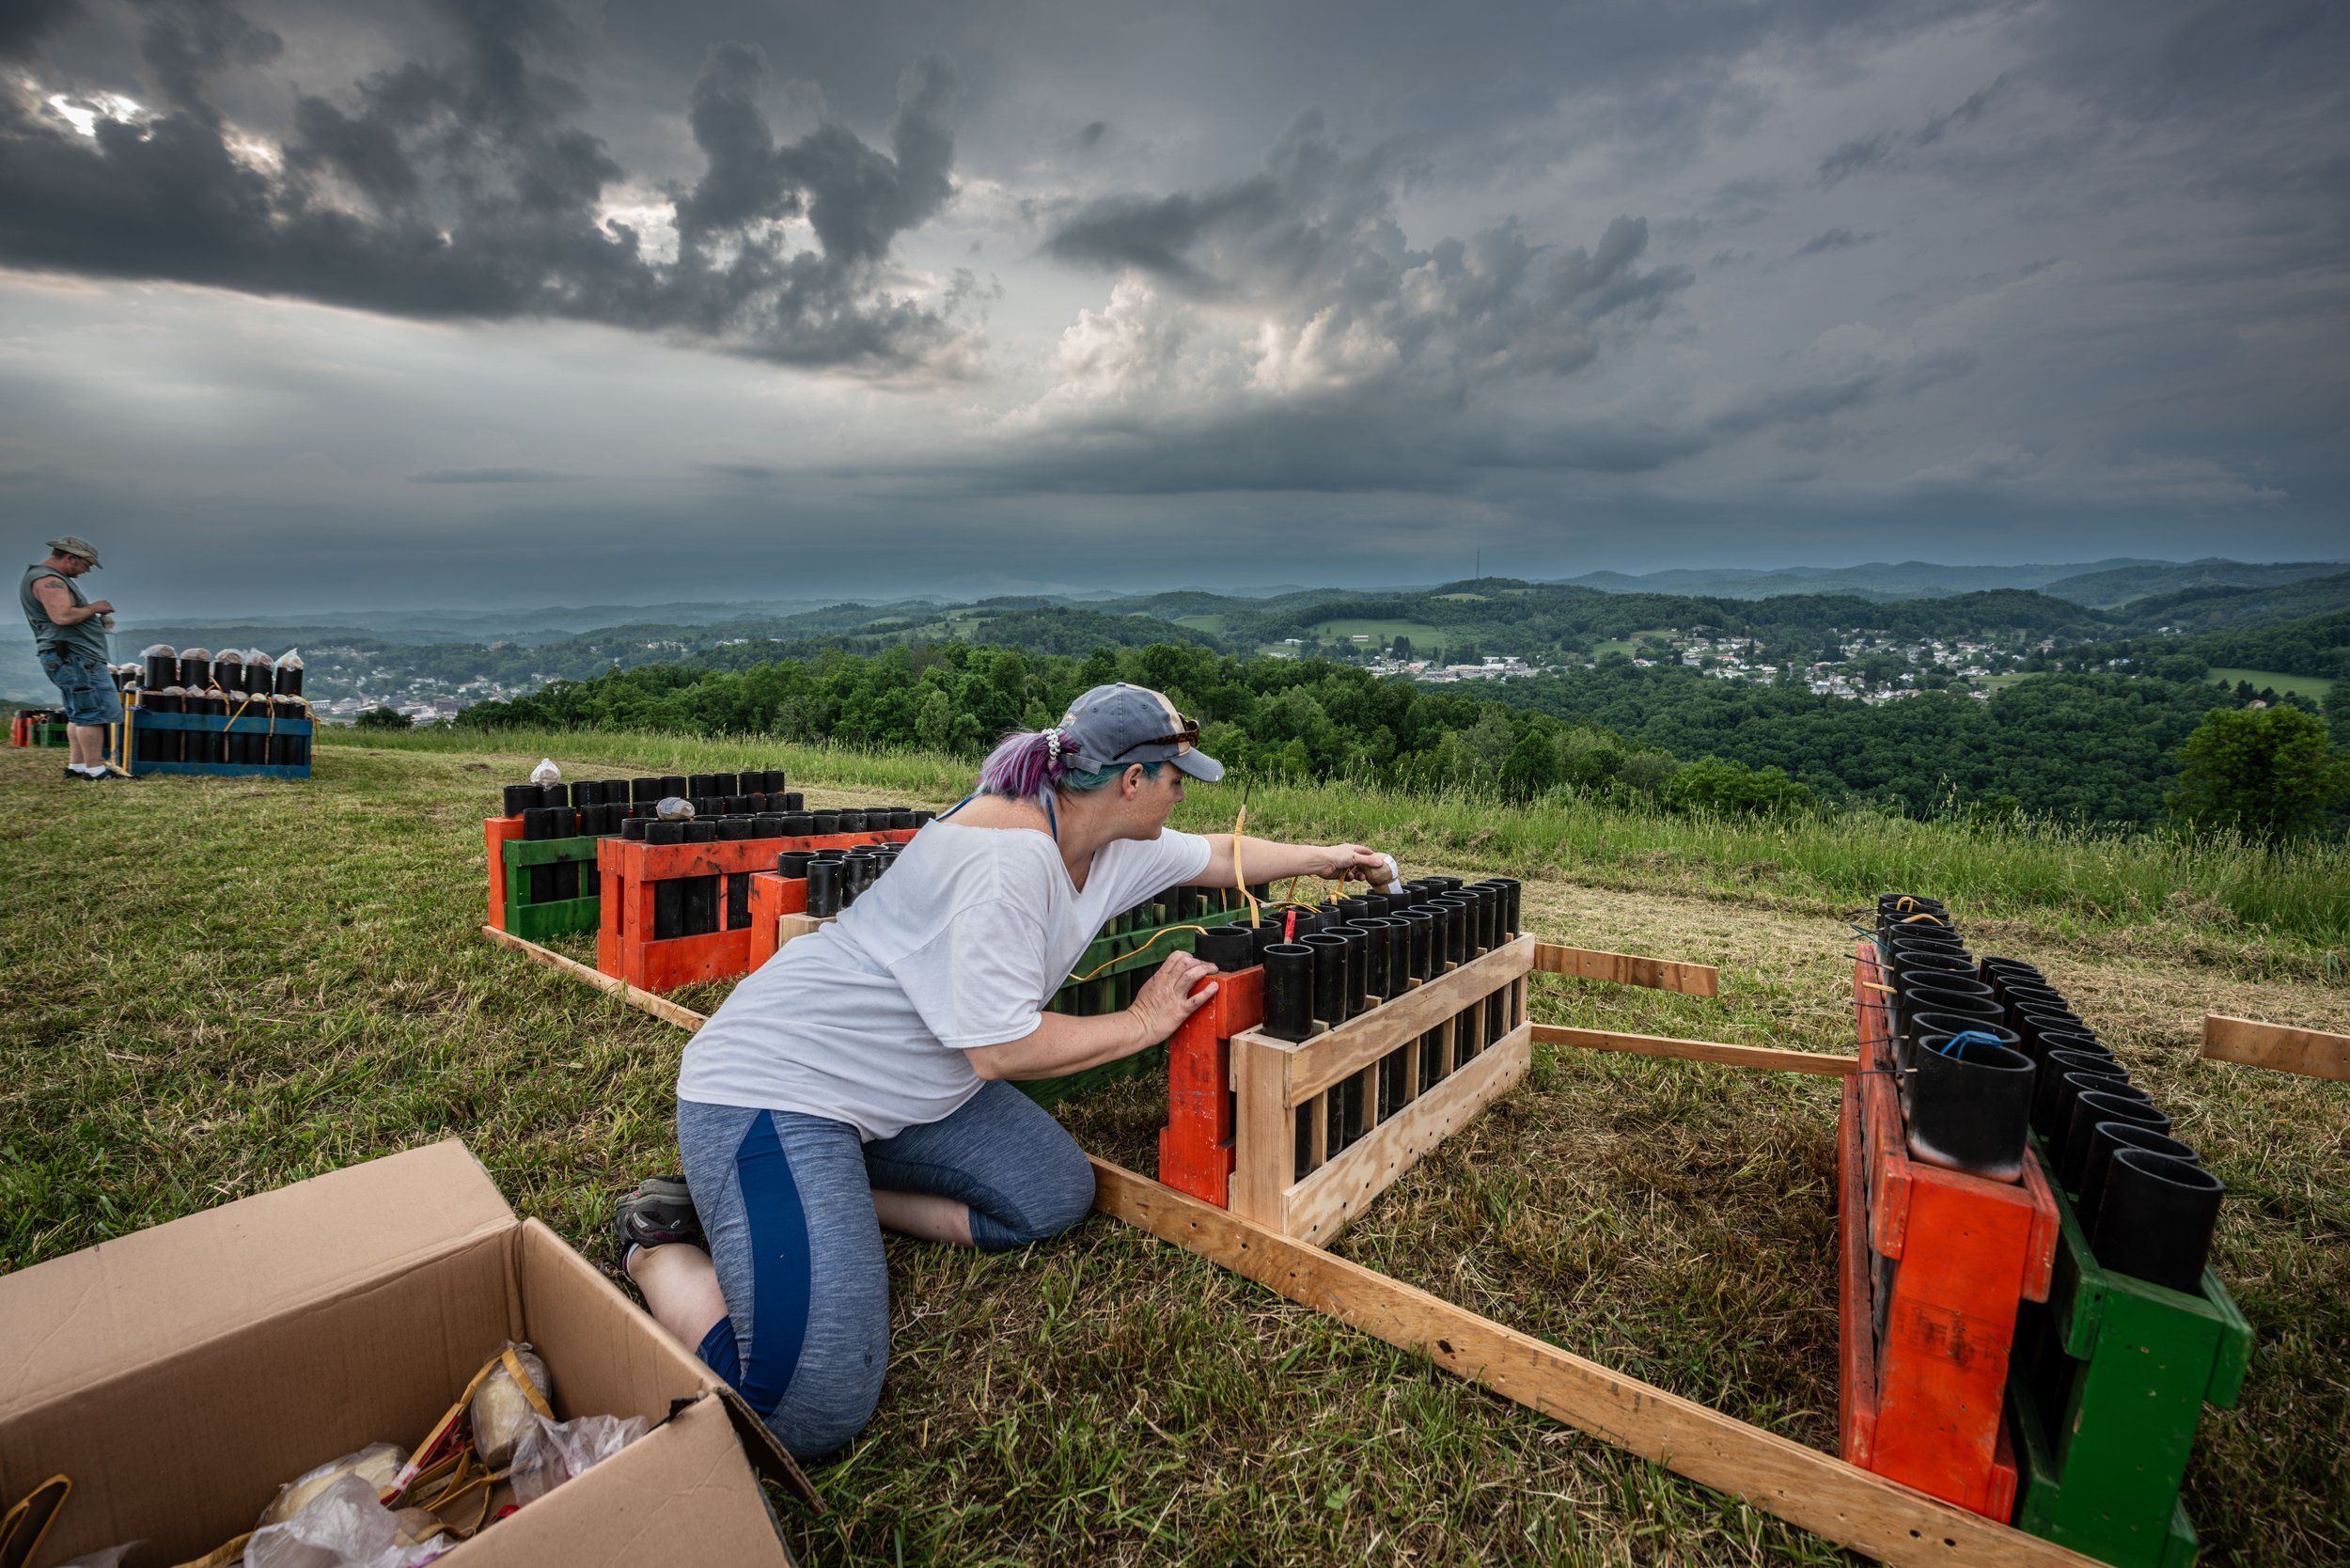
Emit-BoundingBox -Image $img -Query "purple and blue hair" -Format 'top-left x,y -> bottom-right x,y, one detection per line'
976,728 -> 1161,801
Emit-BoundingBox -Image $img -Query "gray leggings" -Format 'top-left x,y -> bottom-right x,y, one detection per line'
676,1082 -> 1097,1458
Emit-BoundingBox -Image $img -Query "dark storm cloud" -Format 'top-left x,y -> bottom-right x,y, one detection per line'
0,0 -> 973,372
4,0 -> 2347,612
0,0 -> 80,59
1792,227 -> 1872,256
1043,177 -> 1286,294
1010,114 -> 1697,493
1817,77 -> 2006,186
1043,113 -> 1690,380
1816,133 -> 1891,186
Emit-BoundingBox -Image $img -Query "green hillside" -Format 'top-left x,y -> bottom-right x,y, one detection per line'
2046,560 -> 2349,610
2113,572 -> 2350,635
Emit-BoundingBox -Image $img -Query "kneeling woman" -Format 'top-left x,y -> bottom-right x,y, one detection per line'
618,683 -> 1390,1458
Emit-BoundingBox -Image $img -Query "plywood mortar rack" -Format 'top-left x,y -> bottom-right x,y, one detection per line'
483,907 -> 2109,1568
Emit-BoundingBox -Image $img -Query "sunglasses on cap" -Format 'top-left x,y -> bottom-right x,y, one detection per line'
1110,714 -> 1201,761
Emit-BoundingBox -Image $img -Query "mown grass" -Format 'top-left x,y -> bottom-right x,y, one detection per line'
6,736 -> 2345,1565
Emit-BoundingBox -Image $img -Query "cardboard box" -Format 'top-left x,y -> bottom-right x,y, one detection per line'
0,1140 -> 809,1566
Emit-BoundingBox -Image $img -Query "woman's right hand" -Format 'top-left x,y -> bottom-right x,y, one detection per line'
1129,950 -> 1219,1045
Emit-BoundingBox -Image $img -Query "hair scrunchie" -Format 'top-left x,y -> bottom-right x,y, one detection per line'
1045,727 -> 1065,765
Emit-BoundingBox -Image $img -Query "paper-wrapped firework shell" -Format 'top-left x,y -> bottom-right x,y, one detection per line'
469,1341 -> 553,1467
257,1440 -> 408,1527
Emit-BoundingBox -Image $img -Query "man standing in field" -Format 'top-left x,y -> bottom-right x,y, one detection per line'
21,536 -> 121,779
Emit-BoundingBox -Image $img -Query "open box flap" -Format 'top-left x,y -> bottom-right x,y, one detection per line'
0,1139 -> 512,1424
710,1388 -> 822,1512
438,1395 -> 794,1567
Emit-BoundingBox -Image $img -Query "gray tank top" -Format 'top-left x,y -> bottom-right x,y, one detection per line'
21,564 -> 109,664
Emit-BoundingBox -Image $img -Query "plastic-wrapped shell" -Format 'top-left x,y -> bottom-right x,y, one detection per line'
141,645 -> 178,688
258,1441 -> 408,1528
470,1342 -> 553,1468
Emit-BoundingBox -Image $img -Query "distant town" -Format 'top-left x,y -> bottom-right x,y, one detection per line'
1313,627 -> 2060,706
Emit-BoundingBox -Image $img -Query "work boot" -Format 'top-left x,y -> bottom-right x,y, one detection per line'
613,1176 -> 703,1271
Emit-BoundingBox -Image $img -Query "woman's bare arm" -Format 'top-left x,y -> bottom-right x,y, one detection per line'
1185,834 -> 1389,891
965,950 -> 1220,1081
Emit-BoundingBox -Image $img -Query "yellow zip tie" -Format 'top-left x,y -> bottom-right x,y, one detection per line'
1231,792 -> 1258,927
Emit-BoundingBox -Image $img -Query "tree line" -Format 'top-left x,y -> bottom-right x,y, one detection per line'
452,639 -> 2349,837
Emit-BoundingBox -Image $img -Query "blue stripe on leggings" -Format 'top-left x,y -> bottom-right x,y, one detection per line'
718,1110 -> 814,1419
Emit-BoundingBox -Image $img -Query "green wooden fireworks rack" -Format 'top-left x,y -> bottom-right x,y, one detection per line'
496,834 -> 603,942
1021,891 -> 1260,1109
2007,1131 -> 2253,1568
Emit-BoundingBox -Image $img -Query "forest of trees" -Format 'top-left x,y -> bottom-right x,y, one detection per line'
455,637 -> 2346,831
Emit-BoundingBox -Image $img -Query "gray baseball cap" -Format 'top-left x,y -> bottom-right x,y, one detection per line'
48,535 -> 102,567
1059,682 -> 1224,782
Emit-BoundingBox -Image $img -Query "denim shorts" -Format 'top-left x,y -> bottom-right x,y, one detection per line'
39,649 -> 122,727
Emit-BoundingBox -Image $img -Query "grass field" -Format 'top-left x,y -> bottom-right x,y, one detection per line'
1592,629 -> 1678,659
5,734 -> 2345,1564
2207,667 -> 2336,703
1305,619 -> 1444,648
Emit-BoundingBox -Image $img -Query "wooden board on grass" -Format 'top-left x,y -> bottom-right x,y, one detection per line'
1533,941 -> 1718,996
2201,1013 -> 2350,1084
1090,1159 -> 2106,1568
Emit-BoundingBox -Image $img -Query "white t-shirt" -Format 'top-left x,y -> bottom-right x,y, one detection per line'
677,820 -> 1213,1140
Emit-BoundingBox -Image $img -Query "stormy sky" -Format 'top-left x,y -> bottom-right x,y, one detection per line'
2,0 -> 2344,616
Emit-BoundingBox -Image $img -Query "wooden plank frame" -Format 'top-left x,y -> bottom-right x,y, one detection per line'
1092,1159 -> 2103,1568
1536,1023 -> 1856,1076
2201,1012 -> 2350,1083
1230,935 -> 1534,1243
1533,941 -> 1719,996
481,918 -> 2106,1563
482,924 -> 710,1032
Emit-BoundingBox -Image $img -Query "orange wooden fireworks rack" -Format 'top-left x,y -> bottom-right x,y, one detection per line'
596,829 -> 914,992
1840,940 -> 2060,1518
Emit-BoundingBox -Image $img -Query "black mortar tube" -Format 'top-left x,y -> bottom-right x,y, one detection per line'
2059,1090 -> 2171,1192
2091,1152 -> 2223,1295
1355,917 -> 1397,999
806,858 -> 842,917
1905,1035 -> 2036,1180
2031,1047 -> 2125,1137
1302,933 -> 1350,1026
2077,1123 -> 2200,1233
1196,927 -> 1255,972
1323,923 -> 1368,1016
1264,944 -> 1314,1041
1401,910 -> 1434,982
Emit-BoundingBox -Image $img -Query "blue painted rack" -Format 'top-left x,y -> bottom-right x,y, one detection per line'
126,708 -> 313,779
